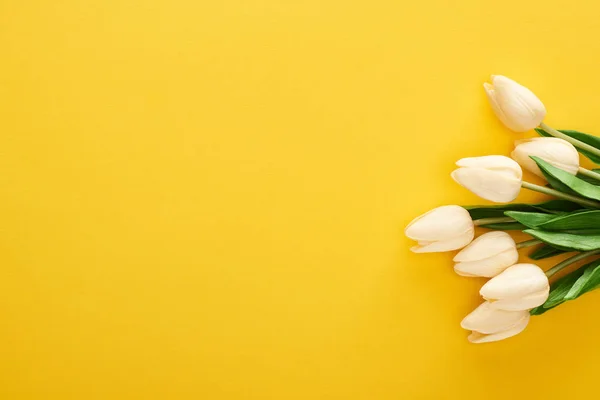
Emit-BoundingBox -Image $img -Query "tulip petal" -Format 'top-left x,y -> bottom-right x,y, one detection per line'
480,263 -> 549,300
461,301 -> 528,334
468,313 -> 530,344
455,155 -> 523,180
454,231 -> 516,262
490,75 -> 546,132
488,288 -> 549,311
411,231 -> 474,253
451,167 -> 521,203
405,205 -> 473,241
454,248 -> 518,278
484,82 -> 513,130
512,137 -> 580,178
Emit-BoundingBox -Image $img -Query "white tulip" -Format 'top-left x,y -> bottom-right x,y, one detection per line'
451,156 -> 522,203
480,263 -> 549,311
483,75 -> 547,132
511,137 -> 580,178
461,301 -> 530,344
405,205 -> 474,253
453,231 -> 519,278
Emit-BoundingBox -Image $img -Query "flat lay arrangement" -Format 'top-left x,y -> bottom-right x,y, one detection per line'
406,75 -> 600,343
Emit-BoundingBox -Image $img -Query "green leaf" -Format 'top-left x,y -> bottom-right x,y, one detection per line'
531,200 -> 585,213
464,200 -> 583,220
532,156 -> 600,201
524,229 -> 600,251
504,211 -> 556,229
535,210 -> 600,230
577,169 -> 600,185
479,222 -> 526,230
529,245 -> 566,260
506,210 -> 600,231
562,229 -> 600,235
531,259 -> 600,315
545,270 -> 584,308
565,262 -> 600,300
530,306 -> 550,315
536,128 -> 600,164
540,169 -> 577,194
464,204 -> 538,219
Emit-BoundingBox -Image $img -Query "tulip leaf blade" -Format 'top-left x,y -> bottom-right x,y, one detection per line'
523,229 -> 600,251
505,210 -> 600,231
529,245 -> 566,260
577,169 -> 600,185
531,199 -> 585,213
503,211 -> 556,229
464,200 -> 583,220
563,229 -> 600,235
536,128 -> 600,164
536,210 -> 600,230
533,159 -> 578,194
531,156 -> 600,201
478,222 -> 526,230
531,259 -> 600,315
564,262 -> 600,300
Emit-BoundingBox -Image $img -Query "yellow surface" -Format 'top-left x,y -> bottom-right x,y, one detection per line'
2,1 -> 600,399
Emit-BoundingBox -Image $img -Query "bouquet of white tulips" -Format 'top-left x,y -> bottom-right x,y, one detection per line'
406,75 -> 600,343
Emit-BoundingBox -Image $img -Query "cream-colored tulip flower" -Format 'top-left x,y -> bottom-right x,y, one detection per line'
480,263 -> 549,311
511,137 -> 579,178
453,231 -> 519,278
405,205 -> 474,253
484,75 -> 547,132
461,301 -> 530,344
451,156 -> 522,203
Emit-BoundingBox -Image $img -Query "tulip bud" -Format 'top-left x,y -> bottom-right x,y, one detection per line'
483,75 -> 547,132
461,301 -> 530,344
480,263 -> 549,311
405,205 -> 474,253
451,156 -> 522,203
511,137 -> 579,178
453,231 -> 519,278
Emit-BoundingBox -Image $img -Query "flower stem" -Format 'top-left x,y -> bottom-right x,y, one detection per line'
516,239 -> 542,249
521,181 -> 600,208
539,122 -> 600,158
545,250 -> 600,278
578,167 -> 600,181
473,217 -> 515,226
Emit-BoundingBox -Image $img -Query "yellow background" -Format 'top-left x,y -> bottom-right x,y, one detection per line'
1,1 -> 599,399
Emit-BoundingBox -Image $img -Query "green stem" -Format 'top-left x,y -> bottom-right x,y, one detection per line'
473,217 -> 515,226
540,122 -> 600,158
578,167 -> 600,181
516,239 -> 542,249
521,181 -> 600,209
545,250 -> 600,278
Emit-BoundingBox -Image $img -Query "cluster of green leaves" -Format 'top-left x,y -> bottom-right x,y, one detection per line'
464,200 -> 583,230
514,158 -> 600,252
468,130 -> 600,315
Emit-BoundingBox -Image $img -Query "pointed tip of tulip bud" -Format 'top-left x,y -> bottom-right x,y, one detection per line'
450,169 -> 460,183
